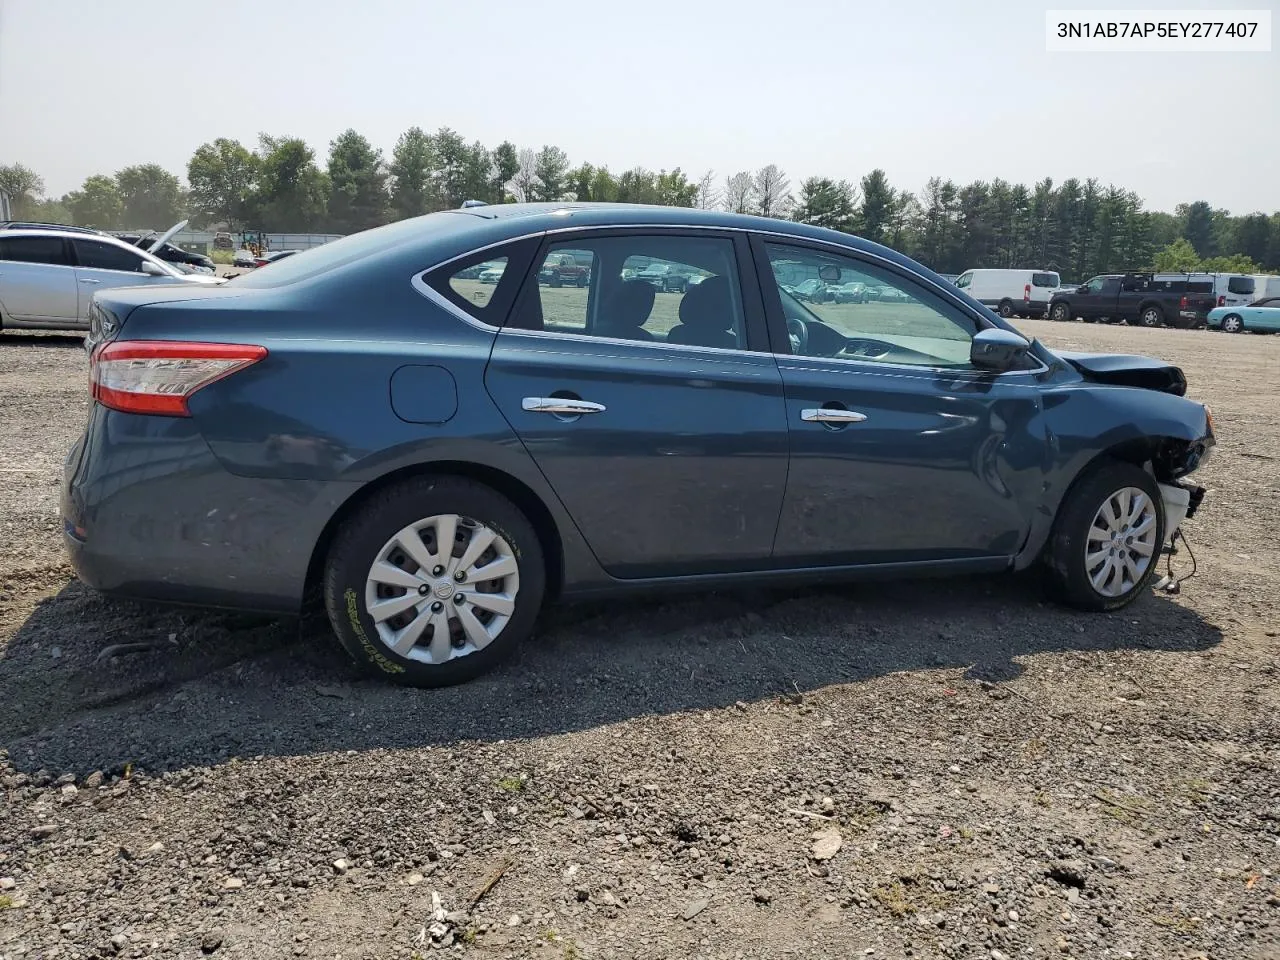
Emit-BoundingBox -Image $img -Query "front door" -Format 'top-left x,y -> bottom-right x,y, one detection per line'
754,239 -> 1046,566
482,230 -> 789,578
0,235 -> 78,323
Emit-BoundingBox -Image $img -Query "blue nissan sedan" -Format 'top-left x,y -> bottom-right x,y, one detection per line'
65,204 -> 1214,687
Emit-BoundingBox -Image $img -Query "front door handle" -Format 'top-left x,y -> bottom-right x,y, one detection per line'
522,397 -> 607,415
801,408 -> 867,424
78,278 -> 100,284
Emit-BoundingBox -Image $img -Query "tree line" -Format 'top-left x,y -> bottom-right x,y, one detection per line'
3,127 -> 1279,277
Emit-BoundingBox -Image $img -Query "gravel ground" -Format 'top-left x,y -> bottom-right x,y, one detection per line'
1,320 -> 1277,960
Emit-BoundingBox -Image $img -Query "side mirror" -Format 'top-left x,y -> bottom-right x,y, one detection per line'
139,260 -> 166,277
971,328 -> 1031,371
818,264 -> 842,283
1076,285 -> 1089,294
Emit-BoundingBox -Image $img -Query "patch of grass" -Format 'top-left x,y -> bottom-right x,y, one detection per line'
1152,913 -> 1201,933
0,895 -> 15,910
541,929 -> 559,942
210,249 -> 235,265
1093,789 -> 1149,826
1033,792 -> 1052,808
562,942 -> 580,960
497,776 -> 525,794
459,928 -> 477,945
870,875 -> 955,918
1182,778 -> 1214,806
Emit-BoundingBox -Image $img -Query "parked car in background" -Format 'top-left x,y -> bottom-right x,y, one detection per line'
0,228 -> 221,331
952,268 -> 1061,318
65,203 -> 1213,689
1249,275 -> 1280,300
255,249 -> 299,268
537,251 -> 590,287
213,232 -> 234,250
1206,296 -> 1280,333
232,249 -> 258,268
478,262 -> 506,283
1048,273 -> 1216,328
118,222 -> 216,275
792,277 -> 829,303
829,281 -> 869,303
1211,273 -> 1256,308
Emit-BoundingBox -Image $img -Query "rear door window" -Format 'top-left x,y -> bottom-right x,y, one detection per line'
0,235 -> 71,265
1227,276 -> 1255,295
1031,272 -> 1059,288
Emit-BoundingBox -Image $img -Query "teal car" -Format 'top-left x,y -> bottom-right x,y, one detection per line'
1207,296 -> 1280,333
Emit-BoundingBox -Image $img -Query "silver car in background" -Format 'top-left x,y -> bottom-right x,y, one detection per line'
0,228 -> 221,331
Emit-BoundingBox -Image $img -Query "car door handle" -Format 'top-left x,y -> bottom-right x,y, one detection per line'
801,408 -> 867,424
78,278 -> 100,284
522,397 -> 607,415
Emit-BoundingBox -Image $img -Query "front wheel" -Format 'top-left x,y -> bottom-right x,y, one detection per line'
1050,302 -> 1071,322
1220,313 -> 1244,333
1043,459 -> 1165,612
323,476 -> 546,687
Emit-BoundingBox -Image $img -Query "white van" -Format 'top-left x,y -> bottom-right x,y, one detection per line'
953,268 -> 1061,318
1249,275 -> 1280,301
1212,274 -> 1258,308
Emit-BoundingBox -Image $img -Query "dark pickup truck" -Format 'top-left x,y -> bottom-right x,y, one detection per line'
1047,273 -> 1215,328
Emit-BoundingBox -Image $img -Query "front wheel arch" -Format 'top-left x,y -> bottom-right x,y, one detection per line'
304,461 -> 565,608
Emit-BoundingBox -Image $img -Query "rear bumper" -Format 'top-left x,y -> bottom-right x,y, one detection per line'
62,406 -> 356,614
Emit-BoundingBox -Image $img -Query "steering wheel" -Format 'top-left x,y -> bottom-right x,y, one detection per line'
841,337 -> 896,360
786,316 -> 810,355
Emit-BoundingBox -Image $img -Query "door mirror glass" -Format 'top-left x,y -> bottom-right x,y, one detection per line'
970,328 -> 1031,371
140,260 -> 167,277
817,264 -> 842,283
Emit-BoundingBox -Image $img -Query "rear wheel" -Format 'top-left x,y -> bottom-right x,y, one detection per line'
1050,302 -> 1071,322
323,476 -> 546,687
1043,459 -> 1165,612
998,300 -> 1014,318
1139,306 -> 1164,328
1220,313 -> 1244,333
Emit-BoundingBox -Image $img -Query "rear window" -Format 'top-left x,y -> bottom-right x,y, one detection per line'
1187,280 -> 1214,294
226,212 -> 471,288
1227,276 -> 1255,295
1032,272 -> 1059,288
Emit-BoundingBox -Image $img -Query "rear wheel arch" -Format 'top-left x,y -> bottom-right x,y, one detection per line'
304,460 -> 565,607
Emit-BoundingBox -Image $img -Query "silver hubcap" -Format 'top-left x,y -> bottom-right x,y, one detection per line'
1224,317 -> 1241,332
364,514 -> 519,664
1086,487 -> 1158,598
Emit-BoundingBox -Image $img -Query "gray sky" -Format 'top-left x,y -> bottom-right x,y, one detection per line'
1,0 -> 1276,214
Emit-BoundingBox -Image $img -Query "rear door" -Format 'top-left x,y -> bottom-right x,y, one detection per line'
71,239 -> 173,319
481,228 -> 789,578
0,235 -> 78,323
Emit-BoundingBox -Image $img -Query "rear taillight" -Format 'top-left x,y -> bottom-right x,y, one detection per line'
1180,296 -> 1189,309
1023,283 -> 1031,302
1218,295 -> 1226,306
90,340 -> 266,417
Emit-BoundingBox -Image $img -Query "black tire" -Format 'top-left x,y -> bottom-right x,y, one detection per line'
549,271 -> 562,289
323,476 -> 546,688
1043,458 -> 1165,612
1138,305 -> 1164,328
1049,302 -> 1072,322
576,274 -> 588,288
998,300 -> 1014,318
1220,313 -> 1244,334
